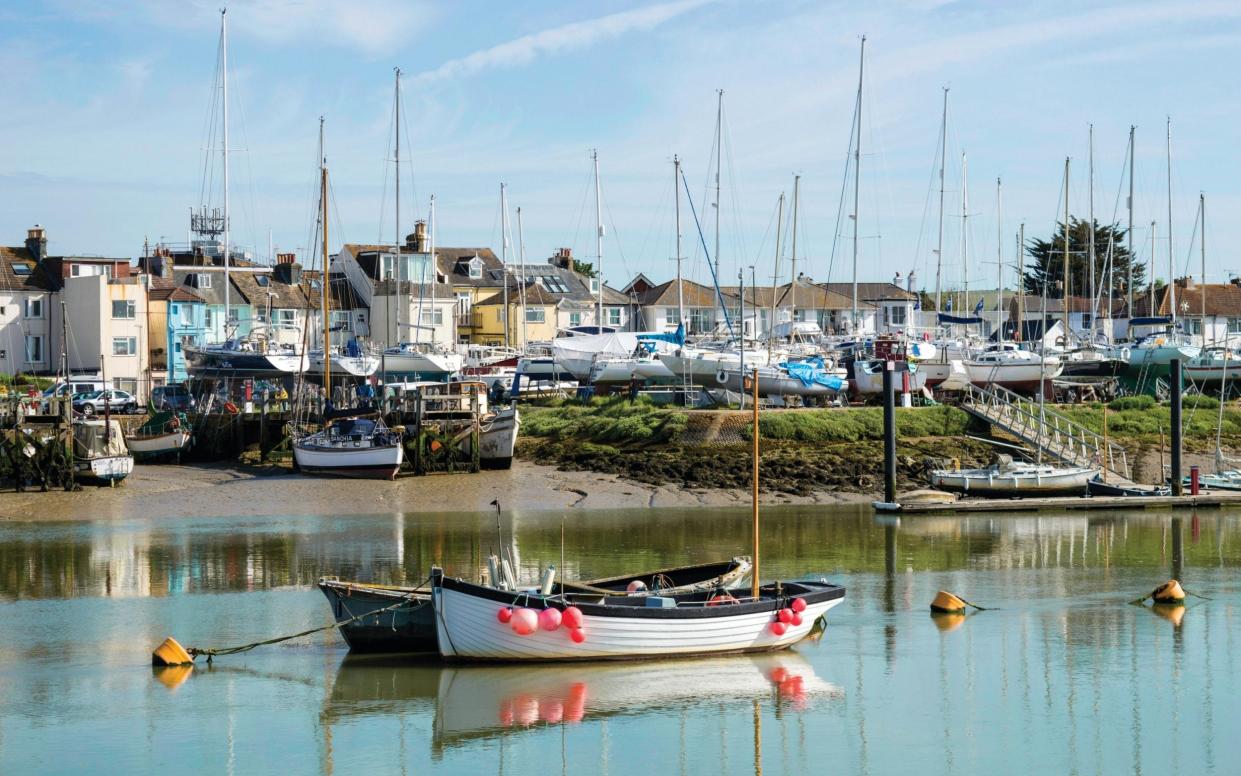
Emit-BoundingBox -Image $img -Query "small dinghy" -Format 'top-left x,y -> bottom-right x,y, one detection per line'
319,558 -> 753,654
430,566 -> 844,662
929,455 -> 1098,498
124,411 -> 193,462
1087,476 -> 1170,497
73,419 -> 134,484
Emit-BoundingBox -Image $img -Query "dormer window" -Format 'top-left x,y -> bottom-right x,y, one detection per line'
468,255 -> 483,279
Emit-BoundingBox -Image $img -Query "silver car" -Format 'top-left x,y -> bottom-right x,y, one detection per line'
72,389 -> 139,415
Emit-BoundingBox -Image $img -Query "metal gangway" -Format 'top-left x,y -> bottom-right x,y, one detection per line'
960,383 -> 1136,487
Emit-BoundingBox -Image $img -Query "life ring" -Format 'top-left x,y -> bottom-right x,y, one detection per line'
707,592 -> 739,606
715,369 -> 729,385
1120,347 -> 1131,362
224,401 -> 239,414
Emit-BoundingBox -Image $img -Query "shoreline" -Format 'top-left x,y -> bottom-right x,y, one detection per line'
0,461 -> 873,522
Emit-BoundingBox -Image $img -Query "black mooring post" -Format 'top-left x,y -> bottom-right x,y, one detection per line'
883,360 -> 897,503
1171,358 -> 1183,496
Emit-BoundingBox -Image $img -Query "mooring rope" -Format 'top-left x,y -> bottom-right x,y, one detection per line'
187,576 -> 430,662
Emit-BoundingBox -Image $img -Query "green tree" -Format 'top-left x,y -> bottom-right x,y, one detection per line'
572,260 -> 598,278
1022,218 -> 1146,301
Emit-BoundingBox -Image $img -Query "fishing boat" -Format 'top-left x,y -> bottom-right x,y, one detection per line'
431,568 -> 844,662
318,557 -> 753,654
72,419 -> 134,484
929,455 -> 1097,497
123,411 -> 192,462
292,409 -> 404,479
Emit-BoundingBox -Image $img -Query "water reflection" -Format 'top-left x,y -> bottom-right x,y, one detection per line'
3,508 -> 1240,601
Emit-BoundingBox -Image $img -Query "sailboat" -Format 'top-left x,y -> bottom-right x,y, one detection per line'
292,121 -> 404,480
184,10 -> 307,379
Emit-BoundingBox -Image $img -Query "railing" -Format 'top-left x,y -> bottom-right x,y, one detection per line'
961,383 -> 1132,482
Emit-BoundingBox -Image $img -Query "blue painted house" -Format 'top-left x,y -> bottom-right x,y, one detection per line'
148,281 -> 206,383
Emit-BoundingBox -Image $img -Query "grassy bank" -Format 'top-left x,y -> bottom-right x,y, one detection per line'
517,399 -> 987,495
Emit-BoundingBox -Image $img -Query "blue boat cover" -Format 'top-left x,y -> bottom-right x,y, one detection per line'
778,356 -> 846,391
1130,316 -> 1173,326
937,313 -> 983,325
636,323 -> 686,346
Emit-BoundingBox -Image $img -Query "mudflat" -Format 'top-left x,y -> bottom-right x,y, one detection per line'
0,461 -> 868,521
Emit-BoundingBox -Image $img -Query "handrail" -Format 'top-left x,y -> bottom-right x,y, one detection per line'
962,383 -> 1131,480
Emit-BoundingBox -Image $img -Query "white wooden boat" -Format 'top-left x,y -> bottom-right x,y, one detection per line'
477,406 -> 520,469
929,457 -> 1097,497
431,568 -> 845,662
124,411 -> 193,462
318,557 -> 752,654
73,420 -> 134,484
293,411 -> 403,479
382,344 -> 464,378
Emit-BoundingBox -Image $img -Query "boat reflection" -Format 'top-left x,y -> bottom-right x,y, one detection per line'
322,651 -> 841,753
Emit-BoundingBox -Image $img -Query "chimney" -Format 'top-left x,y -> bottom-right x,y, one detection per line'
25,226 -> 47,262
276,252 -> 296,265
273,259 -> 302,286
552,247 -> 573,270
893,271 -> 903,286
409,221 -> 428,252
1231,277 -> 1241,287
1184,275 -> 1197,290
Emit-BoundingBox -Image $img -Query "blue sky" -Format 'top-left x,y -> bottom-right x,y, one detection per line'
2,0 -> 1240,297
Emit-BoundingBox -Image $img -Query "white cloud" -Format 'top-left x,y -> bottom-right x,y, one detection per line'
415,0 -> 715,83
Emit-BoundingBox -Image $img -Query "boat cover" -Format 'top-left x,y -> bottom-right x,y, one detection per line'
74,420 -> 129,458
778,357 -> 846,391
937,313 -> 983,325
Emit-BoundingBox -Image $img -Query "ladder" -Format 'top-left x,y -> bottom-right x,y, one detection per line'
960,383 -> 1136,486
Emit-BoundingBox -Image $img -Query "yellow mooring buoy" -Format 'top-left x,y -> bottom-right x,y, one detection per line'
1151,579 -> 1186,605
152,665 -> 194,690
152,636 -> 194,667
930,590 -> 967,614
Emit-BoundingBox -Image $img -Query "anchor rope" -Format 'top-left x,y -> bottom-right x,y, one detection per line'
187,575 -> 431,660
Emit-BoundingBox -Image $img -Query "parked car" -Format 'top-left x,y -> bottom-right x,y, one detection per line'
72,389 -> 138,415
43,379 -> 112,400
151,384 -> 196,411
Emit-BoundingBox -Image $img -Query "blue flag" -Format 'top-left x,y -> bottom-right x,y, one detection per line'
974,298 -> 985,315
944,297 -> 953,312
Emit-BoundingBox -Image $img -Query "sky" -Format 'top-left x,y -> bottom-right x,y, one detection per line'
2,0 -> 1240,297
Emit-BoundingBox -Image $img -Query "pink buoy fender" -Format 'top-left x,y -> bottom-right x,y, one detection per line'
511,608 -> 538,636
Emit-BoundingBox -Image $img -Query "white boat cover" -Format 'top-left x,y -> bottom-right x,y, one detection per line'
551,332 -> 641,363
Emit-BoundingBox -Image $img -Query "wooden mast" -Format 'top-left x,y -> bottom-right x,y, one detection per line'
751,366 -> 760,601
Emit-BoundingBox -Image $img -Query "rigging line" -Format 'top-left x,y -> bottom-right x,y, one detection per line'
602,198 -> 631,284
398,79 -> 421,224
751,196 -> 780,278
630,173 -> 671,279
825,81 -> 860,286
198,30 -> 224,212
720,99 -> 748,275
567,158 -> 593,262
1180,202 -> 1200,278
680,167 -> 734,336
862,66 -> 892,270
377,93 -> 397,245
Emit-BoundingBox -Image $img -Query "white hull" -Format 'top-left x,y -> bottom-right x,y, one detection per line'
293,441 -> 403,479
918,359 -> 970,390
1126,344 -> 1201,367
631,359 -> 677,381
124,431 -> 192,458
383,349 -> 464,377
74,455 -> 134,483
930,465 -> 1098,496
965,360 -> 1062,390
310,352 -> 380,378
477,407 -> 520,469
853,364 -> 929,394
658,350 -> 773,386
717,367 -> 845,397
433,581 -> 843,661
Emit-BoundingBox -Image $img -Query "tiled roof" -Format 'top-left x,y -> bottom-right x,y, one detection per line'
0,246 -> 54,292
820,282 -> 917,301
1156,283 -> 1241,318
232,270 -> 312,311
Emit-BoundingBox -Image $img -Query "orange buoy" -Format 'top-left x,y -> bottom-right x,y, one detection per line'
152,636 -> 194,667
930,590 -> 967,614
1151,579 -> 1186,605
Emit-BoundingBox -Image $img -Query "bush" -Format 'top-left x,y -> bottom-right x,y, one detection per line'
1109,395 -> 1156,411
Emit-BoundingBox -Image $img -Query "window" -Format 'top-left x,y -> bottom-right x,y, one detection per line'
179,304 -> 193,325
525,308 -> 546,323
112,299 -> 136,319
569,311 -> 582,327
228,307 -> 240,323
589,278 -> 600,294
1228,318 -> 1241,334
24,298 -> 43,318
205,309 -> 215,329
421,308 -> 444,325
112,336 -> 138,356
689,308 -> 714,334
24,335 -> 43,364
889,305 -> 907,326
197,273 -> 212,289
607,307 -> 622,326
1185,318 -> 1203,335
256,275 -> 270,287
665,307 -> 681,325
468,257 -> 483,279
11,262 -> 31,276
540,276 -> 569,294
273,309 -> 296,327
330,310 -> 350,328
456,292 -> 472,316
71,263 -> 111,278
115,379 -> 138,396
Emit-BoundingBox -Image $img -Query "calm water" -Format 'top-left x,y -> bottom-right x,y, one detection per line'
1,505 -> 1240,775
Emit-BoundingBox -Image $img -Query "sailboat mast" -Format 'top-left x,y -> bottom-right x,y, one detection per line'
1167,117 -> 1176,326
517,205 -> 528,348
221,8 -> 231,327
934,88 -> 948,318
430,195 -> 437,346
790,174 -> 800,317
1200,193 -> 1206,346
500,183 -> 510,349
961,151 -> 969,316
1149,221 -> 1157,316
769,192 -> 785,351
996,177 -> 1003,344
1062,157 -> 1070,348
714,90 -> 723,288
850,37 -> 865,334
1128,126 -> 1135,320
1088,124 -> 1096,342
674,156 -> 685,331
1018,223 -> 1025,342
321,121 -> 331,389
394,67 -> 402,346
593,150 -> 604,329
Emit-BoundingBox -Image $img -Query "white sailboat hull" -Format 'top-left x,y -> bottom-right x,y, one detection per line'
853,364 -> 928,394
293,442 -> 403,479
965,360 -> 1062,391
383,350 -> 464,377
930,465 -> 1098,496
124,431 -> 192,459
310,353 -> 380,378
74,455 -> 134,483
477,407 -> 520,469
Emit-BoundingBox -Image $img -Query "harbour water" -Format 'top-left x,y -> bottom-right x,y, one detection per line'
1,505 -> 1239,774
